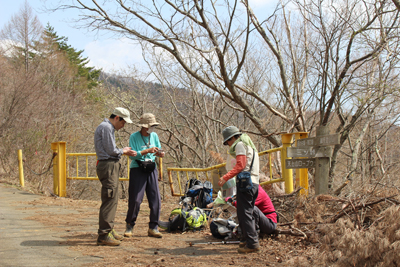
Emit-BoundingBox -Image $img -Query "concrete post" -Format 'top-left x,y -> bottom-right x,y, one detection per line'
315,126 -> 330,195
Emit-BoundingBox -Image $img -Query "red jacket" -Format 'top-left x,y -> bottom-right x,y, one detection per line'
229,185 -> 277,223
255,185 -> 277,223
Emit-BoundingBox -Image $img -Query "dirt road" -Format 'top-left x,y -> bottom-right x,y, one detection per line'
0,183 -> 100,266
0,183 -> 313,266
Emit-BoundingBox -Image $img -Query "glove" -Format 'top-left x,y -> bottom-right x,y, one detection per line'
224,197 -> 233,203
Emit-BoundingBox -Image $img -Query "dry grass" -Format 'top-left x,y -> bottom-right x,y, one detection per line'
271,186 -> 400,266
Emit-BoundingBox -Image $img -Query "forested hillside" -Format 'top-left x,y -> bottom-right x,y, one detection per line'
0,2 -> 102,192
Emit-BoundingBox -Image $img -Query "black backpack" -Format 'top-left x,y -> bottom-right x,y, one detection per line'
194,181 -> 213,209
180,179 -> 213,209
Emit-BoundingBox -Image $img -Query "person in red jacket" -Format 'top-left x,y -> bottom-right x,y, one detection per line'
253,185 -> 277,234
227,185 -> 277,235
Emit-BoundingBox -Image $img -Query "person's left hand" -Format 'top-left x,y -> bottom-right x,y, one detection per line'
156,150 -> 165,157
218,177 -> 226,187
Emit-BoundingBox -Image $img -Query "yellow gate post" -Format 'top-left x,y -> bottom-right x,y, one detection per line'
294,132 -> 309,196
51,142 -> 67,197
158,157 -> 163,181
281,133 -> 294,194
18,149 -> 24,187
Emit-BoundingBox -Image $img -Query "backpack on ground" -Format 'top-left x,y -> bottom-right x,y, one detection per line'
180,178 -> 213,209
158,203 -> 207,232
193,180 -> 213,209
210,217 -> 240,239
184,178 -> 202,194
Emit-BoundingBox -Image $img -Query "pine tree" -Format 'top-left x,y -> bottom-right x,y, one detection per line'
43,24 -> 101,89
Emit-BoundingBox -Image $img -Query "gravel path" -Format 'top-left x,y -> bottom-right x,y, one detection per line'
0,184 -> 100,267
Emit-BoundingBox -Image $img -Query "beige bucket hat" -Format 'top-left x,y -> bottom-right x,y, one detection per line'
112,107 -> 133,123
137,113 -> 160,128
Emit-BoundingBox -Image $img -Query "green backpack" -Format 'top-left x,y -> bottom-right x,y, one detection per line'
168,206 -> 207,231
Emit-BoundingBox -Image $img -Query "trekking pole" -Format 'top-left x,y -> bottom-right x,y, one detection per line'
189,240 -> 240,246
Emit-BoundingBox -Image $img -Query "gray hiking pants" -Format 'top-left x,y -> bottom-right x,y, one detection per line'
97,159 -> 121,236
253,206 -> 277,234
236,184 -> 259,249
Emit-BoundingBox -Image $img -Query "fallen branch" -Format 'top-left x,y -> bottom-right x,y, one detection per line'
362,215 -> 385,231
273,187 -> 302,198
333,180 -> 351,196
386,198 -> 400,205
274,228 -> 312,238
189,240 -> 240,246
278,221 -> 295,227
278,221 -> 326,227
326,195 -> 398,223
316,194 -> 348,202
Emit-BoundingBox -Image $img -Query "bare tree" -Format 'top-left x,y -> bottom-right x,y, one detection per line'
53,0 -> 286,146
392,0 -> 400,11
0,10 -> 103,194
51,0 -> 400,193
250,1 -> 399,187
0,0 -> 43,71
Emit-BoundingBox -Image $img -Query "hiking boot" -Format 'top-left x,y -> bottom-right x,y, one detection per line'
148,228 -> 163,238
111,229 -> 124,241
239,241 -> 246,248
97,232 -> 121,246
238,245 -> 260,254
124,224 -> 134,237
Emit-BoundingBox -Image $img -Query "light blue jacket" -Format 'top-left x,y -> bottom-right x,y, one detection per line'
129,131 -> 161,168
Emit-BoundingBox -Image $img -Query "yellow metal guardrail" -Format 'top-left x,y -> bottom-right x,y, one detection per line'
167,148 -> 286,197
167,163 -> 227,197
52,132 -> 308,197
51,142 -> 163,197
167,133 -> 309,197
65,153 -> 130,181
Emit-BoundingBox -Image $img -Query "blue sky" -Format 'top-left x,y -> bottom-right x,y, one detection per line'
0,0 -> 277,73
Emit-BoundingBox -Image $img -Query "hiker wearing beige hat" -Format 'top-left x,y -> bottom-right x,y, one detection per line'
94,107 -> 137,246
124,113 -> 165,238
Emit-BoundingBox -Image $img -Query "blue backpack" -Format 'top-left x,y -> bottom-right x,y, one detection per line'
182,179 -> 213,209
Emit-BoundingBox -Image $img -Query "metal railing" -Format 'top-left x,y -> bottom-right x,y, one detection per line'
51,132 -> 309,197
66,153 -> 130,181
167,147 -> 287,197
50,142 -> 163,197
167,163 -> 226,197
167,133 -> 309,196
